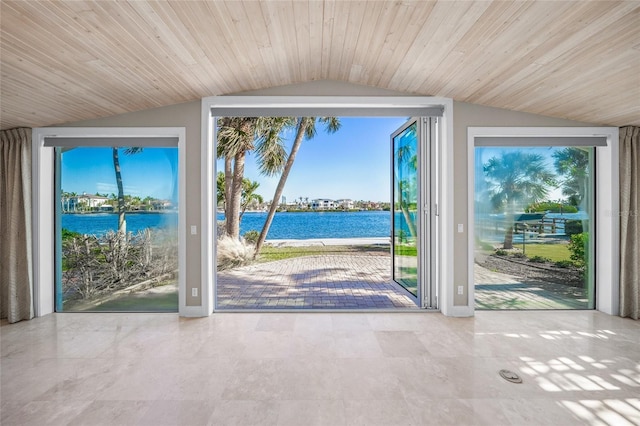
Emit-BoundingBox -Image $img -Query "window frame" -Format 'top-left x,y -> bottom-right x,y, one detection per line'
467,127 -> 620,315
32,127 -> 187,316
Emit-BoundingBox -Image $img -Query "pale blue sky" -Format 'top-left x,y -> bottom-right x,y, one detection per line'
216,117 -> 408,203
61,147 -> 178,201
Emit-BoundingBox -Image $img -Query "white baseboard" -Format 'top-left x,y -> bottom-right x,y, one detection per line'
179,305 -> 209,317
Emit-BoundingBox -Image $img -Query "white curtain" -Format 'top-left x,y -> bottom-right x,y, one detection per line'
619,126 -> 640,320
0,128 -> 34,323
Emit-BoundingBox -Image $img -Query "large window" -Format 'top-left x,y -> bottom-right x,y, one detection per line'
474,145 -> 595,310
55,146 -> 179,312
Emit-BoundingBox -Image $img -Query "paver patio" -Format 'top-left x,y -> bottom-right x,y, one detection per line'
217,254 -> 418,309
474,264 -> 589,309
216,254 -> 588,310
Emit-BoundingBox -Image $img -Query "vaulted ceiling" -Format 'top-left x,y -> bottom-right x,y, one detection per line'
1,0 -> 639,130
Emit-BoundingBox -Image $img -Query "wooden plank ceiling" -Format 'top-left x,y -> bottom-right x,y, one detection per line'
1,0 -> 639,130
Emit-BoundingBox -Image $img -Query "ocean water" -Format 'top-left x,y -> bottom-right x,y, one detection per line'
221,211 -> 392,239
61,212 -> 179,236
61,210 -> 397,239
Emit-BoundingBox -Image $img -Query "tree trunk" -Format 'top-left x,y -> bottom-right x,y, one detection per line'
254,120 -> 308,256
400,202 -> 417,238
224,155 -> 233,221
503,213 -> 514,249
227,151 -> 245,239
112,147 -> 126,234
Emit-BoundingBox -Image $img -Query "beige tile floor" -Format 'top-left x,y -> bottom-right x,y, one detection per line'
1,311 -> 639,425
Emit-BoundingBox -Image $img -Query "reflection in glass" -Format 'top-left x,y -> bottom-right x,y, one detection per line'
474,146 -> 594,310
56,147 -> 179,312
393,123 -> 418,295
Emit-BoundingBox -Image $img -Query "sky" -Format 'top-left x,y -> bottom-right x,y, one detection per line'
216,117 -> 408,203
60,123 -> 582,206
61,147 -> 178,201
60,117 -> 410,204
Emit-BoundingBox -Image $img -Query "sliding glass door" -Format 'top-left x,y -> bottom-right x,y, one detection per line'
473,145 -> 595,310
55,146 -> 179,312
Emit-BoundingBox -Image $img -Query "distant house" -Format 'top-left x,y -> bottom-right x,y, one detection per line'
336,199 -> 354,210
311,199 -> 336,210
65,193 -> 110,212
152,199 -> 173,210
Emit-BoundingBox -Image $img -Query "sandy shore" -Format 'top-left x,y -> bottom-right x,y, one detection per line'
265,237 -> 389,247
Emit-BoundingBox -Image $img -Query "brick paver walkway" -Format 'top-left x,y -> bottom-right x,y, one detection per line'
217,255 -> 418,309
217,256 -> 586,310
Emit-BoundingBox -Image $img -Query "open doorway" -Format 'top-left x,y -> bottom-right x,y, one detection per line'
214,115 -> 437,310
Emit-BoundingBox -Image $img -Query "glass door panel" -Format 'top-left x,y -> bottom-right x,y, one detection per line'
473,146 -> 595,310
55,146 -> 179,312
391,120 -> 420,300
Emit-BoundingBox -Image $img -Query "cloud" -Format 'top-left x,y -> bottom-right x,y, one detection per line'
96,182 -> 145,197
96,182 -> 116,193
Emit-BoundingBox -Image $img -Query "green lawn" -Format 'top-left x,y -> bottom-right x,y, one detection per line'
394,244 -> 417,257
257,244 -> 389,262
520,243 -> 571,262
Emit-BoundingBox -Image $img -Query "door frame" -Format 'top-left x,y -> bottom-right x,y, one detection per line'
32,127 -> 187,316
201,96 -> 454,315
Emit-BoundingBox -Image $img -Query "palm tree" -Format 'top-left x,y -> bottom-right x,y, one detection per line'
394,126 -> 418,238
218,171 -> 263,221
483,151 -> 557,249
216,171 -> 226,208
112,148 -> 127,232
112,147 -> 143,234
254,117 -> 341,256
553,147 -> 590,208
240,179 -> 262,220
217,117 -> 294,239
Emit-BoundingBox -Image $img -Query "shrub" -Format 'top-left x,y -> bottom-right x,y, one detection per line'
568,232 -> 588,268
554,260 -> 574,268
529,255 -> 550,263
513,252 -> 526,259
564,220 -> 584,236
243,230 -> 260,245
494,249 -> 507,256
62,228 -> 82,241
216,220 -> 226,237
62,229 -> 178,300
526,201 -> 578,213
217,236 -> 255,270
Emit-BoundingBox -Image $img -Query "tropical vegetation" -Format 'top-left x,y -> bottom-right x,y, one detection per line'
216,117 -> 293,239
482,151 -> 557,249
215,116 -> 343,261
254,117 -> 341,257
